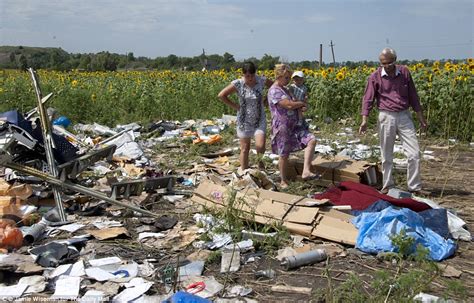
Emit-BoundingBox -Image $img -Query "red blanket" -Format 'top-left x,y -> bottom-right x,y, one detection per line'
313,181 -> 431,212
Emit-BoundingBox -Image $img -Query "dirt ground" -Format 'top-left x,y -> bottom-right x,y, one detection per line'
6,132 -> 471,302
81,138 -> 473,302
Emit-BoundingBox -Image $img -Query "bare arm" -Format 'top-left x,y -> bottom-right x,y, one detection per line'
264,78 -> 273,88
277,98 -> 306,110
359,115 -> 369,134
218,84 -> 239,111
416,111 -> 427,131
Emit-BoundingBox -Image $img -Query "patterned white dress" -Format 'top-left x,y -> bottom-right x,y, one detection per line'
231,76 -> 267,138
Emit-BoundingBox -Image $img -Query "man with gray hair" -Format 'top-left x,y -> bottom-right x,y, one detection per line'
359,48 -> 427,194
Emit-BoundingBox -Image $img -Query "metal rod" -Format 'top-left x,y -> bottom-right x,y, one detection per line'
5,162 -> 160,218
28,68 -> 66,221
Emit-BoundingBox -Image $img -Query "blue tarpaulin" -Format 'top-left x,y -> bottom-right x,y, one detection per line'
352,200 -> 451,239
352,206 -> 456,261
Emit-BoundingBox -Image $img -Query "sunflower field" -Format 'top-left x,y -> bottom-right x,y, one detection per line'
0,59 -> 472,141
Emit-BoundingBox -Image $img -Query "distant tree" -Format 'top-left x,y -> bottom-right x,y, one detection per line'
9,52 -> 15,62
89,52 -> 119,71
79,55 -> 92,70
259,54 -> 280,70
166,54 -> 179,69
18,54 -> 28,70
127,52 -> 135,62
30,51 -> 50,69
49,48 -> 70,70
222,52 -> 236,70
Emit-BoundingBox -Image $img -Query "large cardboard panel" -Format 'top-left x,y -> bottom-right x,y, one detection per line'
312,214 -> 358,245
191,180 -> 357,246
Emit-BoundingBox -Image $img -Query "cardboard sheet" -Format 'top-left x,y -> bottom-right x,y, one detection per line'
285,155 -> 380,186
191,180 -> 357,245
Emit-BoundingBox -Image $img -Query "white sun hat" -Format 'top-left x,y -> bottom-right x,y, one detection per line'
291,71 -> 304,78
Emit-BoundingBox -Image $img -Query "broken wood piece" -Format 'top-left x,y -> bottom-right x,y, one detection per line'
271,285 -> 312,295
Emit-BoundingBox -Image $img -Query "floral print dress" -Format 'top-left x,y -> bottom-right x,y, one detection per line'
268,83 -> 315,157
231,76 -> 267,138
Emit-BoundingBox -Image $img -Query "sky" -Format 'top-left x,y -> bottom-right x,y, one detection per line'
0,0 -> 472,62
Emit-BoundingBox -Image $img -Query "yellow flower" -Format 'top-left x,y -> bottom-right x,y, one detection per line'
444,62 -> 451,71
0,87 -> 4,93
71,80 -> 78,87
467,58 -> 474,65
336,72 -> 344,80
321,70 -> 328,78
91,93 -> 96,101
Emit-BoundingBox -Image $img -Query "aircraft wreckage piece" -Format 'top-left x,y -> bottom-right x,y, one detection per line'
0,115 -> 159,219
3,161 -> 160,219
28,68 -> 67,222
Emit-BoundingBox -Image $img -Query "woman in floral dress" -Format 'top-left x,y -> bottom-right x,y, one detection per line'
268,64 -> 318,188
218,62 -> 273,171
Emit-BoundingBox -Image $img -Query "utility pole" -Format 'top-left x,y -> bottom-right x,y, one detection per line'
329,40 -> 335,66
319,44 -> 323,68
201,48 -> 208,71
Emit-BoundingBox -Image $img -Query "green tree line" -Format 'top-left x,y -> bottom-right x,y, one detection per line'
0,45 -> 467,72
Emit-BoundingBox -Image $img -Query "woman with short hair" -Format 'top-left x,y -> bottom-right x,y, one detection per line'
268,64 -> 318,188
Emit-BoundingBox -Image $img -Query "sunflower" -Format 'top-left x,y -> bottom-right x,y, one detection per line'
336,72 -> 344,80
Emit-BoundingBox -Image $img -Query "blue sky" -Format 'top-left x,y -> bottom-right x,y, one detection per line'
0,0 -> 472,62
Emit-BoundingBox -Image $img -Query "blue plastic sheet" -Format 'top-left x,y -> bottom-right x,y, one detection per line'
352,199 -> 451,239
353,206 -> 456,261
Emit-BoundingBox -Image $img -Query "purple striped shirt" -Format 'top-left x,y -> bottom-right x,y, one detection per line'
361,65 -> 421,116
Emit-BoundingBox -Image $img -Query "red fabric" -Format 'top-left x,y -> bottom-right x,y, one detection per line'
314,181 -> 431,212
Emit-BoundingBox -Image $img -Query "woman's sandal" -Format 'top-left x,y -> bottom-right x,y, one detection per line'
302,173 -> 321,181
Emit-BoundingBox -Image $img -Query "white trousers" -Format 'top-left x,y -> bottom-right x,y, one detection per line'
378,110 -> 422,191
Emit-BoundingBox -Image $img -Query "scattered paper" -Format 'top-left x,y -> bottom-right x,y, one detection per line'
113,278 -> 153,302
79,290 -> 107,303
0,284 -> 28,300
50,264 -> 73,278
92,219 -> 123,229
50,276 -> 81,300
138,232 -> 166,241
220,250 -> 240,273
179,261 -> 205,278
57,223 -> 85,233
18,275 -> 46,294
70,260 -> 86,277
85,267 -> 116,282
163,195 -> 185,203
89,257 -> 122,267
